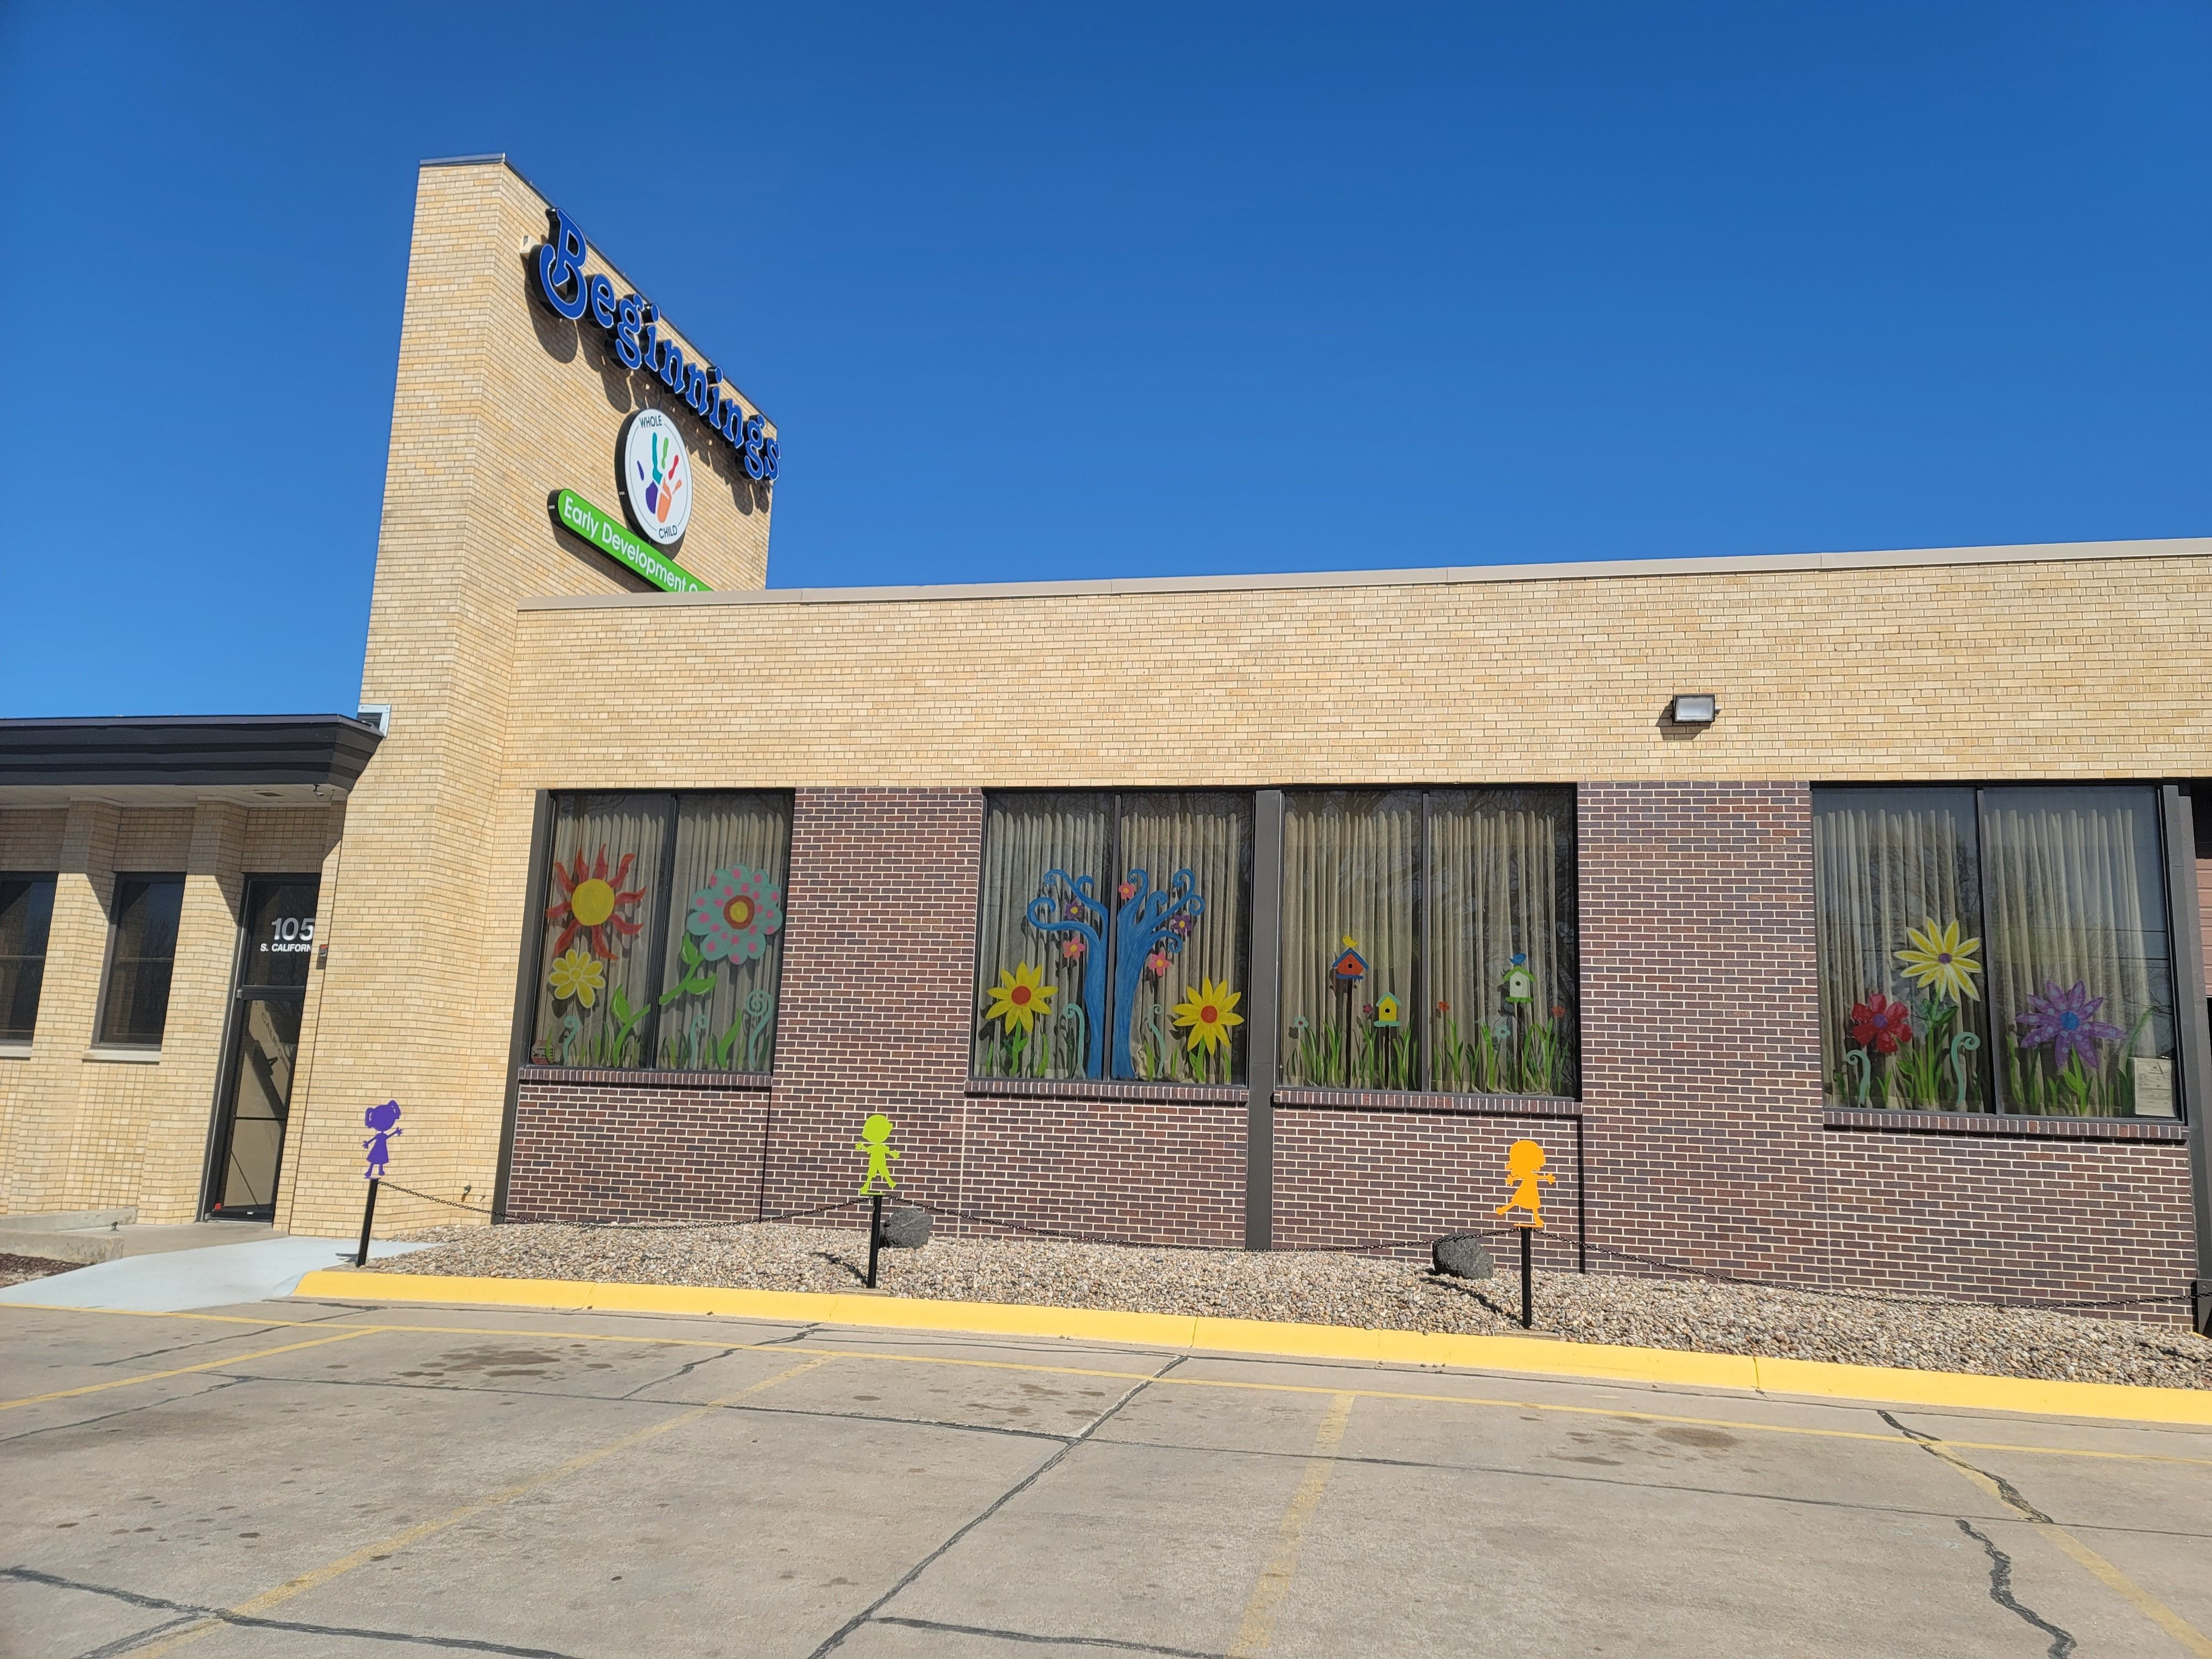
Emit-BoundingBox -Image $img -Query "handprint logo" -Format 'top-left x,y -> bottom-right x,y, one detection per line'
617,410 -> 693,547
638,429 -> 684,525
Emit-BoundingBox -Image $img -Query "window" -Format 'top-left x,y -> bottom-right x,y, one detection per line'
973,792 -> 1251,1083
98,875 -> 186,1047
0,875 -> 57,1042
1813,786 -> 2179,1118
529,792 -> 790,1072
1281,789 -> 1579,1095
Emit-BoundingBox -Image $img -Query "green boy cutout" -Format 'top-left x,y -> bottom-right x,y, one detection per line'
855,1113 -> 900,1195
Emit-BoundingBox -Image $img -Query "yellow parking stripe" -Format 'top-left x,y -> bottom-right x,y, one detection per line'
1228,1393 -> 1355,1656
109,1355 -> 832,1658
0,1329 -> 377,1411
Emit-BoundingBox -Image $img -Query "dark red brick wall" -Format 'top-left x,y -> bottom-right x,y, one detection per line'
757,787 -> 980,1229
1274,1104 -> 1583,1270
955,1095 -> 1244,1246
500,781 -> 2202,1320
507,1079 -> 769,1223
1575,781 -> 1828,1279
1818,1128 -> 2195,1312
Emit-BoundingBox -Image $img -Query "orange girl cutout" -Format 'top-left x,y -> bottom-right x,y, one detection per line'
1496,1138 -> 1555,1228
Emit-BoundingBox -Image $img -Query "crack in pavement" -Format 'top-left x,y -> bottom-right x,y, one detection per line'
1953,1520 -> 2077,1658
1879,1410 -> 2212,1658
0,1566 -> 578,1659
802,1354 -> 1188,1659
0,1378 -> 255,1447
873,1614 -> 1227,1655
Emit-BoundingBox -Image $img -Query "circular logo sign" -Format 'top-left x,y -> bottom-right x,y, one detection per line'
616,410 -> 693,547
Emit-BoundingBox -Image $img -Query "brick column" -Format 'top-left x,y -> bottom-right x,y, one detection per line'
1577,781 -> 1825,1280
761,789 -> 983,1225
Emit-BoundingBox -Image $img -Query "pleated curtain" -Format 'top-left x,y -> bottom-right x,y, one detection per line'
972,794 -> 1109,1078
658,794 -> 792,1072
1813,785 -> 2176,1117
534,792 -> 671,1067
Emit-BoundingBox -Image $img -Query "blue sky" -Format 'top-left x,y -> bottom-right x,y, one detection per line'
3,3 -> 2207,716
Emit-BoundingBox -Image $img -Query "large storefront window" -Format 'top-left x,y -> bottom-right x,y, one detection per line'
973,792 -> 1251,1083
1281,789 -> 1578,1095
529,792 -> 790,1073
1813,785 -> 2179,1118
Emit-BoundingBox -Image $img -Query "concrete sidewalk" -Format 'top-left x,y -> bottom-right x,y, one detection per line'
0,1236 -> 425,1313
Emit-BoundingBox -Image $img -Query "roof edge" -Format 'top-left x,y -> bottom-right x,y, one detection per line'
517,534 -> 2212,614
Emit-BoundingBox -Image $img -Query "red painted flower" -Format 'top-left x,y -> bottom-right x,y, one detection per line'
546,846 -> 646,959
1848,993 -> 1913,1055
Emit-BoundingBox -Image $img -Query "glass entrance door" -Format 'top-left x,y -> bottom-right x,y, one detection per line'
207,876 -> 318,1220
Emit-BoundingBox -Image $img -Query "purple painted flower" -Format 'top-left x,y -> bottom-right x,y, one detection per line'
2015,980 -> 2121,1073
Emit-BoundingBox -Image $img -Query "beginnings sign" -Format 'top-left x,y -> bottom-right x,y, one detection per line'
534,208 -> 781,485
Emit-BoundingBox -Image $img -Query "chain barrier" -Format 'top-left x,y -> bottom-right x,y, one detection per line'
370,1182 -> 2189,1317
1575,1238 -> 2192,1314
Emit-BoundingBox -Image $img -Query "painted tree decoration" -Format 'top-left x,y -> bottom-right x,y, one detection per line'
1026,866 -> 1207,1078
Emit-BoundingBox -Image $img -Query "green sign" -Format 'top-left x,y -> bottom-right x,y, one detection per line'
548,489 -> 709,594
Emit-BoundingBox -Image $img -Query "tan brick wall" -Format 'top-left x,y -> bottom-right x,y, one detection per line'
0,802 -> 343,1223
284,153 -> 2212,1245
284,156 -> 778,1236
503,552 -> 2212,787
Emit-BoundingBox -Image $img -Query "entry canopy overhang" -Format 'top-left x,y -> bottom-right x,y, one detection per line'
0,715 -> 383,808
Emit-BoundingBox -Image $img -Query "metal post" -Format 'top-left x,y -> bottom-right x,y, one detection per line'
1244,790 -> 1285,1251
865,1193 -> 883,1289
2159,786 -> 2212,1335
356,1178 -> 379,1267
1520,1225 -> 1533,1329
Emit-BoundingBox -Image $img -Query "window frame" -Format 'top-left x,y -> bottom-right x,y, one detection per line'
0,872 -> 59,1045
969,789 -> 1255,1084
1279,784 -> 1580,1099
525,790 -> 794,1074
95,872 -> 187,1051
1812,781 -> 2185,1121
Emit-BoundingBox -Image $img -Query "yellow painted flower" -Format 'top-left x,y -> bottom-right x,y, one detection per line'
985,962 -> 1055,1035
1172,977 -> 1245,1055
1897,918 -> 1982,1001
548,946 -> 605,1009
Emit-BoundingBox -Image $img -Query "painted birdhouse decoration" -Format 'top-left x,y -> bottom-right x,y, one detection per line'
1373,993 -> 1402,1028
1502,952 -> 1535,1004
1331,936 -> 1368,985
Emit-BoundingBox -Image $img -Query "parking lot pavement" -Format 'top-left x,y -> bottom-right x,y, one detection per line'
2,1294 -> 2209,1659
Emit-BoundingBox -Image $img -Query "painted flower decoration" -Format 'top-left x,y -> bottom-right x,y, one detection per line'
687,865 -> 784,962
547,846 -> 646,958
1118,879 -> 1139,902
1172,977 -> 1244,1055
1847,992 -> 1913,1055
985,962 -> 1056,1035
547,946 -> 605,1009
1896,919 -> 1983,1002
2015,981 -> 2121,1073
1061,938 -> 1086,961
1435,1000 -> 1450,1015
1145,949 -> 1171,979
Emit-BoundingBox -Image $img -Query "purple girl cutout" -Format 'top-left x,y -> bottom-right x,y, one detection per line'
363,1100 -> 403,1179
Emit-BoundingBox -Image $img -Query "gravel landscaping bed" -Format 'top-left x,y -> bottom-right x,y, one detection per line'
368,1221 -> 2212,1392
0,1253 -> 81,1290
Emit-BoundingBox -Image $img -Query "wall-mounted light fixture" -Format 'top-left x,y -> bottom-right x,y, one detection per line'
357,703 -> 393,737
1670,693 -> 1717,725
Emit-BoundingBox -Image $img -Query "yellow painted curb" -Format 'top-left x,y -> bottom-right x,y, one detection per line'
290,1269 -> 2212,1426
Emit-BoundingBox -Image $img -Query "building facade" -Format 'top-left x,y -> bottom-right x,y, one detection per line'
3,156 -> 2208,1326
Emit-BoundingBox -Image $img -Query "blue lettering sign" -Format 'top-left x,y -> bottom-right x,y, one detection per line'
532,207 -> 779,482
